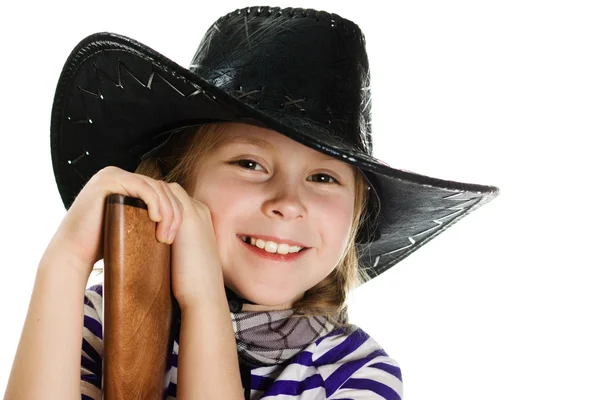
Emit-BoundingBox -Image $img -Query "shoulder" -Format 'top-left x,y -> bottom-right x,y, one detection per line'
310,324 -> 403,399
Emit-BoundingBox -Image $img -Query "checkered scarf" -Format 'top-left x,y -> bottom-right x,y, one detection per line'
230,307 -> 349,367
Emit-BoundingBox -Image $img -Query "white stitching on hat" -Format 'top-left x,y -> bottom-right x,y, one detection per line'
281,95 -> 306,112
67,150 -> 89,165
216,7 -> 360,36
66,116 -> 93,124
71,58 -> 221,127
443,192 -> 465,199
186,88 -> 203,98
155,73 -> 185,96
373,192 -> 479,262
147,71 -> 155,89
95,59 -> 186,96
236,86 -> 261,102
77,86 -> 102,100
92,62 -> 123,89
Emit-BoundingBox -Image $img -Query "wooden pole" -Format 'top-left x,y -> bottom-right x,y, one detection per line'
102,194 -> 175,399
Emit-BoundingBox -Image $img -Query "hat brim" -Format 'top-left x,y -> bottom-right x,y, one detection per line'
51,32 -> 499,283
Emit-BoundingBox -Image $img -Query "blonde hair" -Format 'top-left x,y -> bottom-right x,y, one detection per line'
94,122 -> 372,329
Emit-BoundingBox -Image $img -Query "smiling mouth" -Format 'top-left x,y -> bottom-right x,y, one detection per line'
238,235 -> 308,253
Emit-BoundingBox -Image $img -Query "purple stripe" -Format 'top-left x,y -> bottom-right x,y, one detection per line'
260,373 -> 324,396
82,337 -> 101,364
166,382 -> 177,397
162,386 -> 169,400
89,284 -> 103,297
83,295 -> 95,309
314,329 -> 370,367
84,315 -> 103,340
81,372 -> 101,389
169,351 -> 178,368
324,349 -> 387,396
287,350 -> 314,366
252,375 -> 275,391
82,394 -> 97,400
341,378 -> 401,400
81,354 -> 101,378
371,362 -> 402,381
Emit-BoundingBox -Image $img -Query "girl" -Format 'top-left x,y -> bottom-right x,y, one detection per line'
5,6 -> 499,399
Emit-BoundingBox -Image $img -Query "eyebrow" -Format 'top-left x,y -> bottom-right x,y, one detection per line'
219,136 -> 276,151
219,136 -> 338,162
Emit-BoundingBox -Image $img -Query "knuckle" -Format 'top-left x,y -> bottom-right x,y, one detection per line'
162,201 -> 175,218
150,189 -> 161,203
100,166 -> 127,183
157,180 -> 170,192
195,201 -> 211,216
99,165 -> 120,176
168,182 -> 184,193
89,166 -> 118,186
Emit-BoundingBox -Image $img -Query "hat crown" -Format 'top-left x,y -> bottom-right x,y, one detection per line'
189,6 -> 373,155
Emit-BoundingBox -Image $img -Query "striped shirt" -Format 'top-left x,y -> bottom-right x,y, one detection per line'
81,284 -> 403,399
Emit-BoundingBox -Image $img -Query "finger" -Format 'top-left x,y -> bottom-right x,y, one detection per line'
160,181 -> 183,243
142,177 -> 176,243
109,169 -> 173,241
167,182 -> 190,212
134,178 -> 163,223
96,167 -> 162,223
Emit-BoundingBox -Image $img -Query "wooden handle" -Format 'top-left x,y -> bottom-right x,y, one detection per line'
102,194 -> 174,399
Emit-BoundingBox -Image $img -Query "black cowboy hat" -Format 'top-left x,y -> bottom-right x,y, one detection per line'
50,6 -> 499,284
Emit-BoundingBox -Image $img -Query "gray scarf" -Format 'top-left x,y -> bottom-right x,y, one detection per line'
230,307 -> 349,367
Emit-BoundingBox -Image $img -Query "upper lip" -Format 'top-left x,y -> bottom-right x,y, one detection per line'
238,234 -> 310,248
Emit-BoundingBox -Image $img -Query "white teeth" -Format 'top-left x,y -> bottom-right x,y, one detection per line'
265,241 -> 278,253
240,235 -> 303,254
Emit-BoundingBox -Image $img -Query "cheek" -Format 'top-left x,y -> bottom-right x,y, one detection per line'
190,175 -> 249,249
317,196 -> 355,246
204,190 -> 248,237
193,174 -> 248,214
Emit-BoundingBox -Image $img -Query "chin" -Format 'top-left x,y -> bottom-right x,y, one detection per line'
229,279 -> 300,307
246,288 -> 292,307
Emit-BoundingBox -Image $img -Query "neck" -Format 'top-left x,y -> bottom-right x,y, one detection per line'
241,302 -> 294,312
240,291 -> 305,312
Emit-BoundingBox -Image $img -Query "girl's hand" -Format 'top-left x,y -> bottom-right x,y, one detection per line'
166,184 -> 223,310
46,166 -> 183,275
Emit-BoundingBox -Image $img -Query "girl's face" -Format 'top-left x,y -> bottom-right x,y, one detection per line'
185,122 -> 356,310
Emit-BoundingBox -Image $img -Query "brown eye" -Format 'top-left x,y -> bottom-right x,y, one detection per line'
233,159 -> 265,171
308,173 -> 339,184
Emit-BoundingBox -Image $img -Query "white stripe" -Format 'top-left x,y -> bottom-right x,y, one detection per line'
84,288 -> 104,323
80,379 -> 101,399
261,386 -> 326,399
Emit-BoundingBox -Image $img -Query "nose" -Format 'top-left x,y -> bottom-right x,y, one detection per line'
262,182 -> 307,221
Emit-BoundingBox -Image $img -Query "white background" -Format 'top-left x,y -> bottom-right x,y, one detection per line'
1,0 -> 598,399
